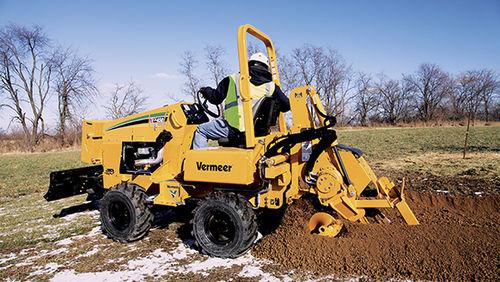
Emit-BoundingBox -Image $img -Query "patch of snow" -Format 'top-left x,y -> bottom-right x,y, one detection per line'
474,191 -> 484,196
0,253 -> 17,264
30,262 -> 63,277
23,247 -> 68,263
23,227 -> 34,233
45,247 -> 69,256
42,231 -> 60,240
239,264 -> 289,282
51,240 -> 281,281
87,226 -> 102,236
52,269 -> 127,282
435,189 -> 449,194
19,248 -> 36,256
56,238 -> 74,246
75,245 -> 100,259
15,261 -> 32,267
55,225 -> 102,247
170,241 -> 196,260
184,254 -> 252,275
239,265 -> 265,278
61,210 -> 99,221
107,257 -> 124,264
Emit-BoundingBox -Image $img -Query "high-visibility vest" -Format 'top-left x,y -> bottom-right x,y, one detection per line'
224,74 -> 275,132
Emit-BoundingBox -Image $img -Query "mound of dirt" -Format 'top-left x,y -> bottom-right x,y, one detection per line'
254,193 -> 500,280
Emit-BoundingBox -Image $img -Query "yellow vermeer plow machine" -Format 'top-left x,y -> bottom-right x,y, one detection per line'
45,24 -> 418,258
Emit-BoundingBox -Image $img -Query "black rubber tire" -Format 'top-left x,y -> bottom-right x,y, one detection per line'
100,183 -> 153,242
192,192 -> 257,258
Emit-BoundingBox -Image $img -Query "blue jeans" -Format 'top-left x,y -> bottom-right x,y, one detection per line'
192,119 -> 238,149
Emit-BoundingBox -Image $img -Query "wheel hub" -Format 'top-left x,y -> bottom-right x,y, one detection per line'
205,210 -> 236,245
108,200 -> 131,231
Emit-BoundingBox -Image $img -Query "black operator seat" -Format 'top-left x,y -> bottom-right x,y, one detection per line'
218,97 -> 280,147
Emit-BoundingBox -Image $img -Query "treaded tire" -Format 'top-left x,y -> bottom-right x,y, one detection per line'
100,182 -> 153,242
192,192 -> 257,258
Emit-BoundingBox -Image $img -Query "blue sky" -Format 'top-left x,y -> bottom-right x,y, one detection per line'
1,0 -> 499,128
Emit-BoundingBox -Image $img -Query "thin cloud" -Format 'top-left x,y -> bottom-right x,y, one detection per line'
153,72 -> 180,80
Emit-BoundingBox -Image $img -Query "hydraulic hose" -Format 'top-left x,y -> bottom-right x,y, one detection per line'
264,108 -> 338,182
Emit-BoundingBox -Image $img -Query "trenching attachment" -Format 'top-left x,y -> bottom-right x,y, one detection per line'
307,212 -> 343,237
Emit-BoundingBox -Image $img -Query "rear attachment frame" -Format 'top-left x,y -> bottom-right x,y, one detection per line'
44,165 -> 103,201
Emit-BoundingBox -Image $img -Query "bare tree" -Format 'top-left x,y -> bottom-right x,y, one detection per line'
374,74 -> 412,124
455,72 -> 480,121
178,50 -> 201,101
0,24 -> 53,150
52,47 -> 97,144
454,69 -> 499,123
454,70 -> 498,158
290,45 -> 354,123
449,76 -> 468,120
278,53 -> 301,94
403,63 -> 453,122
204,44 -> 228,115
318,49 -> 355,124
104,81 -> 148,119
65,105 -> 90,145
204,44 -> 228,86
247,42 -> 263,56
291,44 -> 317,86
478,70 -> 499,122
354,72 -> 377,126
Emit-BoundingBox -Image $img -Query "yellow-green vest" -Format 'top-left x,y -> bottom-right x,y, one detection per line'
224,74 -> 275,132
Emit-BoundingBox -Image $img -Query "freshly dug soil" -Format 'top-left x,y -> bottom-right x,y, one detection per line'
254,192 -> 500,280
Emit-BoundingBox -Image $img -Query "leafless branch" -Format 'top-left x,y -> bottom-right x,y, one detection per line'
52,46 -> 98,144
103,81 -> 148,119
178,50 -> 201,101
0,23 -> 53,150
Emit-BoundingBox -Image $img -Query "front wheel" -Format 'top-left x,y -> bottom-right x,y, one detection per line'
100,183 -> 153,242
192,192 -> 257,258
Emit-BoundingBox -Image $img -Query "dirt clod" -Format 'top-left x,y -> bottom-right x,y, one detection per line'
254,191 -> 500,280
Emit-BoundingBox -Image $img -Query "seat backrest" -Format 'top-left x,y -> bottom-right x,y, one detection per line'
253,96 -> 279,137
218,96 -> 279,147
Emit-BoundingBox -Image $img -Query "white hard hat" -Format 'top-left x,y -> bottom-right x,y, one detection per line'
249,52 -> 269,68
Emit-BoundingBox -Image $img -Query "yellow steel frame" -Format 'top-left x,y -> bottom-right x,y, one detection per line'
237,24 -> 287,148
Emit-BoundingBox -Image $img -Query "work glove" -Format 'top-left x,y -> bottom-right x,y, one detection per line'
199,87 -> 210,98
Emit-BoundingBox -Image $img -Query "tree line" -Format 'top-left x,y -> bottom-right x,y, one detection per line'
181,43 -> 499,126
1,24 -> 499,151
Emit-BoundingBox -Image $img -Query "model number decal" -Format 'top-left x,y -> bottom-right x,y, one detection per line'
149,116 -> 166,123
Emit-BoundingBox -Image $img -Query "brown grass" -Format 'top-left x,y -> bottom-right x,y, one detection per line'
1,122 -> 498,154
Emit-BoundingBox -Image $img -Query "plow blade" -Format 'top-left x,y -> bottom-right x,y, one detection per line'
396,201 -> 419,225
44,165 -> 103,201
387,177 -> 419,225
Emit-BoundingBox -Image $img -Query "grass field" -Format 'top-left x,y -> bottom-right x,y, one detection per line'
338,125 -> 499,178
0,125 -> 498,280
338,125 -> 499,160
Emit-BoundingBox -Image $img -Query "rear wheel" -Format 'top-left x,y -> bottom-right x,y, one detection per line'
192,192 -> 257,258
100,183 -> 153,242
